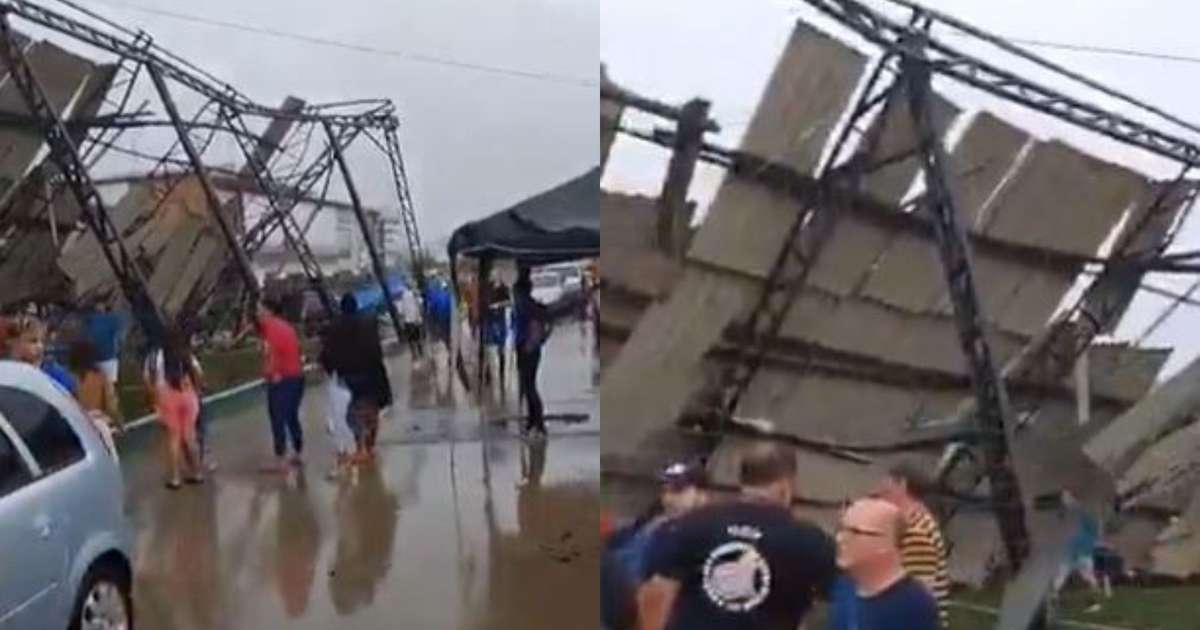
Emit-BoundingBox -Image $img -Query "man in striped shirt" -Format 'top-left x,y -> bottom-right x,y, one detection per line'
874,463 -> 950,627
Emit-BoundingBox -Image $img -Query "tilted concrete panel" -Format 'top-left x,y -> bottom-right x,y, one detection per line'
1086,354 -> 1200,478
689,178 -> 796,278
601,267 -> 757,465
994,267 -> 1075,336
777,288 -> 1028,377
165,234 -> 222,315
1084,344 -> 1170,404
980,140 -> 1146,256
0,42 -> 93,201
949,112 -> 1030,228
600,191 -> 658,252
860,87 -> 960,206
805,211 -> 893,296
737,21 -> 866,173
859,232 -> 944,313
689,21 -> 866,276
734,368 -> 964,444
1149,489 -> 1200,577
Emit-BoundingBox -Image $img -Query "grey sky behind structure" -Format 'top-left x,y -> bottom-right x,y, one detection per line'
602,0 -> 1200,376
25,0 -> 598,252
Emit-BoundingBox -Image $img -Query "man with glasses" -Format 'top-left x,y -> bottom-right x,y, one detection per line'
637,442 -> 836,630
828,498 -> 939,630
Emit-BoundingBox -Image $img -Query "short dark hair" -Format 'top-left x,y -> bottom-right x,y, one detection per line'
888,461 -> 935,502
739,441 -> 797,487
261,296 -> 285,316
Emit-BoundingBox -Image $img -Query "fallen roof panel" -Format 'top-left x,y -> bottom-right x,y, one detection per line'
860,86 -> 960,205
689,21 -> 867,276
980,139 -> 1147,256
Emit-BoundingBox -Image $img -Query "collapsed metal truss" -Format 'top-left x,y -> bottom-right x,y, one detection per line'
604,0 -> 1200,592
0,0 -> 425,344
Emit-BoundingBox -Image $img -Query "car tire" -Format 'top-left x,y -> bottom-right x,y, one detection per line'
68,561 -> 133,630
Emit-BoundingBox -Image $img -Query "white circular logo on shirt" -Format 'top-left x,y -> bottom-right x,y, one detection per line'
701,541 -> 771,612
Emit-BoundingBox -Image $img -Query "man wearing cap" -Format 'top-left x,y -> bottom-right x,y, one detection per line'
638,442 -> 837,630
603,459 -> 708,630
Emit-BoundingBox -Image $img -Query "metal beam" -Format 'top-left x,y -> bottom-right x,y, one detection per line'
146,62 -> 260,304
0,11 -> 164,338
220,105 -> 336,316
380,122 -> 426,295
800,0 -> 1200,165
656,98 -> 709,257
904,47 -> 1031,569
3,1 -> 394,127
240,125 -> 360,255
322,120 -> 406,344
717,46 -> 903,418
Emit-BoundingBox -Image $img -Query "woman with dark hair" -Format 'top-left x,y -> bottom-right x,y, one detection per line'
67,338 -> 123,432
327,293 -> 391,463
143,326 -> 204,489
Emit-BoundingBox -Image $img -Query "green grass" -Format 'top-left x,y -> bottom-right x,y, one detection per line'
805,584 -> 1200,629
113,339 -> 320,420
948,584 -> 1200,630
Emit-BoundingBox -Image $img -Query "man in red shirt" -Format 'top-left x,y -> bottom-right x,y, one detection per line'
256,297 -> 306,472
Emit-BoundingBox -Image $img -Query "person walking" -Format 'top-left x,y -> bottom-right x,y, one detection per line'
399,288 -> 423,358
873,463 -> 950,626
82,300 -> 125,385
513,271 -> 551,439
256,298 -> 306,473
143,327 -> 204,490
828,499 -> 940,630
319,315 -> 357,480
1053,490 -> 1106,613
67,339 -> 123,433
637,442 -> 838,630
328,293 -> 391,463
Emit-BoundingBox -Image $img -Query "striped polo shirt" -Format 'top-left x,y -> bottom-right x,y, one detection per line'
900,506 -> 950,627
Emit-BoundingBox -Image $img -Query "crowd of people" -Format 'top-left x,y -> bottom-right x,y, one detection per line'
602,443 -> 950,630
601,440 -> 1133,630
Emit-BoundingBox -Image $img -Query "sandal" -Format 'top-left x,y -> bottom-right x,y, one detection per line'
165,480 -> 182,490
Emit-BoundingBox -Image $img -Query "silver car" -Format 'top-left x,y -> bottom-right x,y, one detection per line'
0,361 -> 134,630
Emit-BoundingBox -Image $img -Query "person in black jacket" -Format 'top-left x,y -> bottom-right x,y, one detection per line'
323,294 -> 393,463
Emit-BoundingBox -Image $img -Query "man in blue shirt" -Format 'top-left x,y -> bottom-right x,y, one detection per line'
82,302 -> 125,384
829,499 -> 939,630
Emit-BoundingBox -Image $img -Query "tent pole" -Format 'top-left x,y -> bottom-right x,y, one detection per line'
477,258 -> 490,402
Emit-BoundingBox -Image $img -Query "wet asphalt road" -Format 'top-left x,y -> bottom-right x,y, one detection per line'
115,322 -> 600,629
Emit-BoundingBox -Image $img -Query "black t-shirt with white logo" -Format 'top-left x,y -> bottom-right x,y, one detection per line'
644,500 -> 837,630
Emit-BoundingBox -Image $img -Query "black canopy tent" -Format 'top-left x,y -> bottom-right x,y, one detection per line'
447,166 -> 600,268
446,166 -> 599,396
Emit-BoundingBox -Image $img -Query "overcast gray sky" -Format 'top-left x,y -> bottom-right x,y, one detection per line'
25,0 -> 597,249
602,0 -> 1200,376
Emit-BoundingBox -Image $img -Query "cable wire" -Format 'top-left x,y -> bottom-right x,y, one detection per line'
84,0 -> 596,88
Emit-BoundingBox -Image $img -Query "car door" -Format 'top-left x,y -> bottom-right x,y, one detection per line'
0,412 -> 63,630
0,385 -> 86,630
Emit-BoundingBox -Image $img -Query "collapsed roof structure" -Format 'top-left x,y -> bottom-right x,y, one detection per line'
602,0 -> 1200,624
0,0 -> 424,343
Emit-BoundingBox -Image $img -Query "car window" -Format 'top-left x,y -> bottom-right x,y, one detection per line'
0,386 -> 85,476
0,426 -> 33,498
